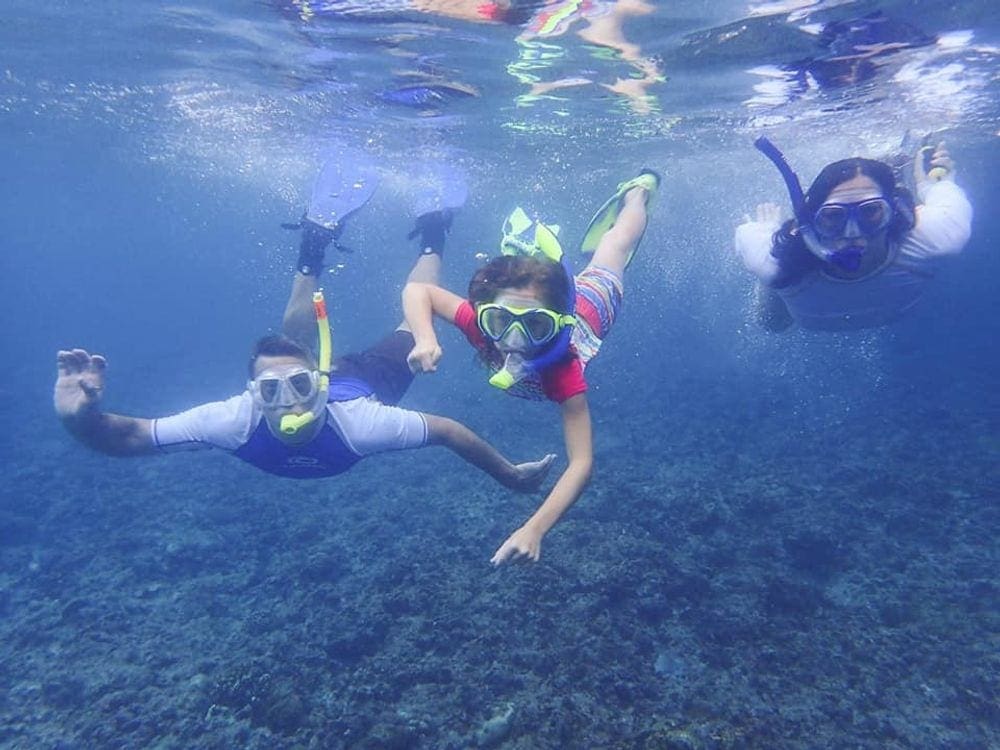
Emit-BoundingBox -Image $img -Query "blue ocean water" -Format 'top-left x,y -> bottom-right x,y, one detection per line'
1,1 -> 997,747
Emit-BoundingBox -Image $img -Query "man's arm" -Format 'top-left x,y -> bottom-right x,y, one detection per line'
422,414 -> 554,493
490,393 -> 593,564
55,349 -> 155,456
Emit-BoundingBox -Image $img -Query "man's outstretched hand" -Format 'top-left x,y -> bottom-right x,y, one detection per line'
55,349 -> 107,422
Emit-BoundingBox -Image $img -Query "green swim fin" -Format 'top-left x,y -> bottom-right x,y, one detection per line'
580,169 -> 660,267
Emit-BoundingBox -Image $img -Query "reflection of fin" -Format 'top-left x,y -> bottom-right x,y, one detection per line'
409,159 -> 468,219
378,81 -> 478,109
306,148 -> 380,232
580,169 -> 659,267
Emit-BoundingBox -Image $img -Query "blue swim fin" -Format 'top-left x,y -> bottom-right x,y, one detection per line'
408,159 -> 469,219
305,148 -> 380,232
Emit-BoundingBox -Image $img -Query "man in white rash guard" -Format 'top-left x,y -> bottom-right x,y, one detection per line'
54,211 -> 554,491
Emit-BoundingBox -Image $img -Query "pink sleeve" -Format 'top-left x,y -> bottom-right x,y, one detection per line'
454,300 -> 488,349
542,355 -> 588,403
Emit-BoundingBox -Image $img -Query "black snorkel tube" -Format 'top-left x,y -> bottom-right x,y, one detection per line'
754,136 -> 863,272
754,137 -> 806,217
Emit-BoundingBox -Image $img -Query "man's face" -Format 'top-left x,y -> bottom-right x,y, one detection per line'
250,354 -> 324,443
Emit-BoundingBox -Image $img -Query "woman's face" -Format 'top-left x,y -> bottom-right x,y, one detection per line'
819,174 -> 889,254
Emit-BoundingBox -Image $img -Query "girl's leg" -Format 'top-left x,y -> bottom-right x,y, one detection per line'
587,185 -> 651,278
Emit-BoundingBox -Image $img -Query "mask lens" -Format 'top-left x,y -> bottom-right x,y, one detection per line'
288,371 -> 316,400
523,311 -> 557,344
857,199 -> 890,233
480,307 -> 515,340
257,378 -> 282,405
814,205 -> 847,237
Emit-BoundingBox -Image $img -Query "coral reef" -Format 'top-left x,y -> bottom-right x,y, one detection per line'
1,369 -> 996,749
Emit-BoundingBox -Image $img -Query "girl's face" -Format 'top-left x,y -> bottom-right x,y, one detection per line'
492,285 -> 547,354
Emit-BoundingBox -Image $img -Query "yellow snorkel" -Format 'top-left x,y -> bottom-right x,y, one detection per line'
313,290 -> 332,390
279,290 -> 332,436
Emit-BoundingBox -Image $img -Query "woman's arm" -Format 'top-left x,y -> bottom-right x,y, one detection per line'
912,181 -> 973,257
734,202 -> 783,286
402,282 -> 466,373
491,393 -> 593,564
910,142 -> 972,257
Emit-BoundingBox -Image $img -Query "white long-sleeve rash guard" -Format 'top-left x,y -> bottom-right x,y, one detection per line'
734,180 -> 973,331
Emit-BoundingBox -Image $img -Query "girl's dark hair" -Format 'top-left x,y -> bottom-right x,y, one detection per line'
248,334 -> 315,377
468,255 -> 572,313
770,157 -> 916,285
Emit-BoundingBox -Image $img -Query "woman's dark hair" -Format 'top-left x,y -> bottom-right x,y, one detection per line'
770,157 -> 916,285
248,334 -> 315,377
468,255 -> 572,313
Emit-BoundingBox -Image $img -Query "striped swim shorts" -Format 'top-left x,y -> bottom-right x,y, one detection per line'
572,264 -> 623,365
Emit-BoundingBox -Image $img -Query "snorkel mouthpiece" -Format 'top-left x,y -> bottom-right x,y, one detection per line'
489,364 -> 518,390
280,411 -> 316,435
279,290 -> 332,437
830,247 -> 863,272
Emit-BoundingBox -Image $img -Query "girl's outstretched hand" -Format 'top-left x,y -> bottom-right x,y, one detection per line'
491,524 -> 543,565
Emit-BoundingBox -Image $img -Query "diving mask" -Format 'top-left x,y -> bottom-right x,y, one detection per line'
812,198 -> 892,240
485,207 -> 578,391
477,303 -> 575,348
250,366 -> 321,408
